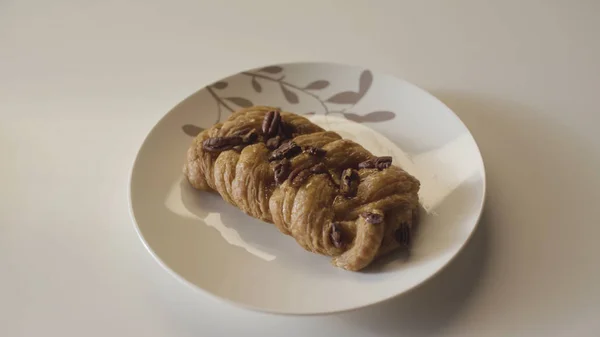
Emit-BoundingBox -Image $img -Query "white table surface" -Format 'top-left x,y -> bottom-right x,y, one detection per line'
2,1 -> 599,336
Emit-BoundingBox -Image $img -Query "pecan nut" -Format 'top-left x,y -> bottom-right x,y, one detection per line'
269,141 -> 301,161
303,146 -> 326,157
358,156 -> 393,170
290,169 -> 312,187
361,211 -> 384,225
340,168 -> 359,197
265,136 -> 282,150
287,162 -> 328,187
375,156 -> 393,169
202,136 -> 244,152
286,161 -> 312,186
273,159 -> 291,185
262,110 -> 281,138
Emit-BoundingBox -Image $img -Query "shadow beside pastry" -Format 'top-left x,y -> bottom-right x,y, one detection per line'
339,207 -> 490,333
178,177 -> 338,275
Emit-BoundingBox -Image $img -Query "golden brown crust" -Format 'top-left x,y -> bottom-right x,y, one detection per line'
183,106 -> 420,271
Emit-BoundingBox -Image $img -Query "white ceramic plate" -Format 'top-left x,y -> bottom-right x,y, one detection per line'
129,62 -> 485,315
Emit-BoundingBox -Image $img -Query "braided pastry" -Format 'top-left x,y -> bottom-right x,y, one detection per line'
183,106 -> 420,271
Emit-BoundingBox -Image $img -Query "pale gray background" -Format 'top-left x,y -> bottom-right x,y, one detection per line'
1,1 -> 599,336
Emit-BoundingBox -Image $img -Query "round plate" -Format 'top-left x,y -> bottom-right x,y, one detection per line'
129,62 -> 486,315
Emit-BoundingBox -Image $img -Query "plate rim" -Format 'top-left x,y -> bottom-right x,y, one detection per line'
127,60 -> 487,315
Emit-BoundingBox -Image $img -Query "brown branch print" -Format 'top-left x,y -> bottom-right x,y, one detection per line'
343,110 -> 395,122
206,85 -> 233,121
212,81 -> 228,89
241,72 -> 330,114
304,80 -> 330,90
325,70 -> 373,105
182,67 -> 394,138
224,97 -> 254,108
258,66 -> 284,74
181,83 -> 234,137
206,83 -> 256,118
182,124 -> 204,137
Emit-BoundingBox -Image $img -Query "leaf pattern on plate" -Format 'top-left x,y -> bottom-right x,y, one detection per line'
251,77 -> 262,93
325,70 -> 373,104
326,91 -> 362,104
343,111 -> 395,122
259,66 -> 283,74
182,124 -> 204,137
212,81 -> 228,89
280,83 -> 299,104
184,67 -> 394,136
358,70 -> 373,95
225,97 -> 254,108
304,80 -> 330,90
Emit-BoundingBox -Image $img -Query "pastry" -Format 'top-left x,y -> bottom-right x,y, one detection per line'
183,106 -> 420,271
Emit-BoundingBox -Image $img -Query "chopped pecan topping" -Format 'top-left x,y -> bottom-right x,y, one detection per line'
273,159 -> 291,185
277,121 -> 294,139
209,128 -> 257,153
361,211 -> 384,225
290,169 -> 312,187
330,223 -> 344,249
358,156 -> 393,170
287,161 -> 313,187
202,136 -> 243,152
265,136 -> 282,150
376,156 -> 393,169
340,168 -> 359,197
395,223 -> 411,246
303,146 -> 326,157
286,163 -> 328,187
262,110 -> 281,138
269,141 -> 301,161
287,164 -> 306,183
